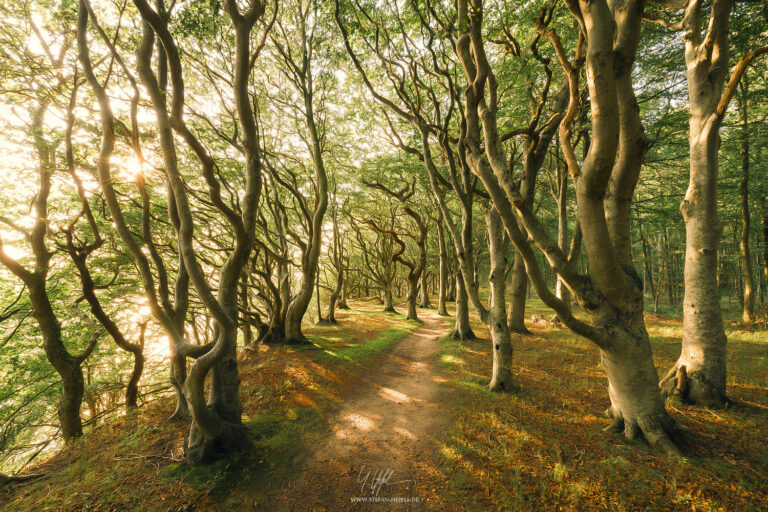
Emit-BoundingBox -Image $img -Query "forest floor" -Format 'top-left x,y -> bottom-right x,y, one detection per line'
268,309 -> 450,511
438,299 -> 768,511
1,298 -> 767,511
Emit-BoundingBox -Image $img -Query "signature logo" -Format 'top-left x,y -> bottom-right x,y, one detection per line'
356,465 -> 413,496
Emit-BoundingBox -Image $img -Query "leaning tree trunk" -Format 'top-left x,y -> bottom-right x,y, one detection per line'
486,209 -> 518,392
326,271 -> 343,324
125,342 -> 145,409
30,284 -> 86,441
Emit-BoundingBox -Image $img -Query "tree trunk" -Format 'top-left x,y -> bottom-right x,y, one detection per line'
125,347 -> 145,409
338,270 -> 349,309
326,267 -> 343,323
486,209 -> 518,392
738,83 -> 755,323
436,213 -> 449,316
59,366 -> 85,441
663,128 -> 728,406
185,323 -> 250,464
553,167 -> 572,320
169,351 -> 189,420
382,281 -> 396,312
28,280 -> 86,441
602,309 -> 677,448
315,272 -> 323,323
406,277 -> 419,321
419,271 -> 431,308
240,274 -> 253,346
762,196 -> 768,303
663,2 -> 733,407
452,274 -> 475,341
508,252 -> 530,334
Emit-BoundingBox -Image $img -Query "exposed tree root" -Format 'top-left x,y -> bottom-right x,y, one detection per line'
509,325 -> 532,335
261,333 -> 313,346
603,406 -> 683,457
166,410 -> 190,422
0,473 -> 44,487
660,363 -> 727,408
451,328 -> 476,342
283,336 -> 314,346
488,379 -> 521,393
185,421 -> 254,464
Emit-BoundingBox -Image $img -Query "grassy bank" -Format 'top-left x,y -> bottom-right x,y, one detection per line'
1,303 -> 420,512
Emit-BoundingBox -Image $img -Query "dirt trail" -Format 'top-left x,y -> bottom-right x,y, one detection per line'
272,309 -> 451,511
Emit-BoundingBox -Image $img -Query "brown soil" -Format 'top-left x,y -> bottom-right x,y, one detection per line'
271,309 -> 451,511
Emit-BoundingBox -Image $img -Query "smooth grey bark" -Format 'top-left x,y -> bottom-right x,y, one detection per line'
486,208 -> 518,392
338,269 -> 350,309
661,0 -> 736,407
455,0 -> 680,452
279,18 -> 330,343
436,211 -> 449,316
419,270 -> 432,308
737,81 -> 755,324
507,254 -> 530,334
452,274 -> 475,341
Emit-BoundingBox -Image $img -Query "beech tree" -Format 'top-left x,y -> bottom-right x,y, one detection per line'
0,16 -> 99,442
364,179 -> 428,321
650,0 -> 768,406
4,0 -> 768,481
447,0 -> 682,450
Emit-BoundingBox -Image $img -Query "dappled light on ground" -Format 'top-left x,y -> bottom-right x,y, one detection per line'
268,308 -> 450,511
0,302 -> 421,512
436,298 -> 768,511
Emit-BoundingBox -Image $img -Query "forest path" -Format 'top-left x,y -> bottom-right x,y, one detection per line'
271,308 -> 451,511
